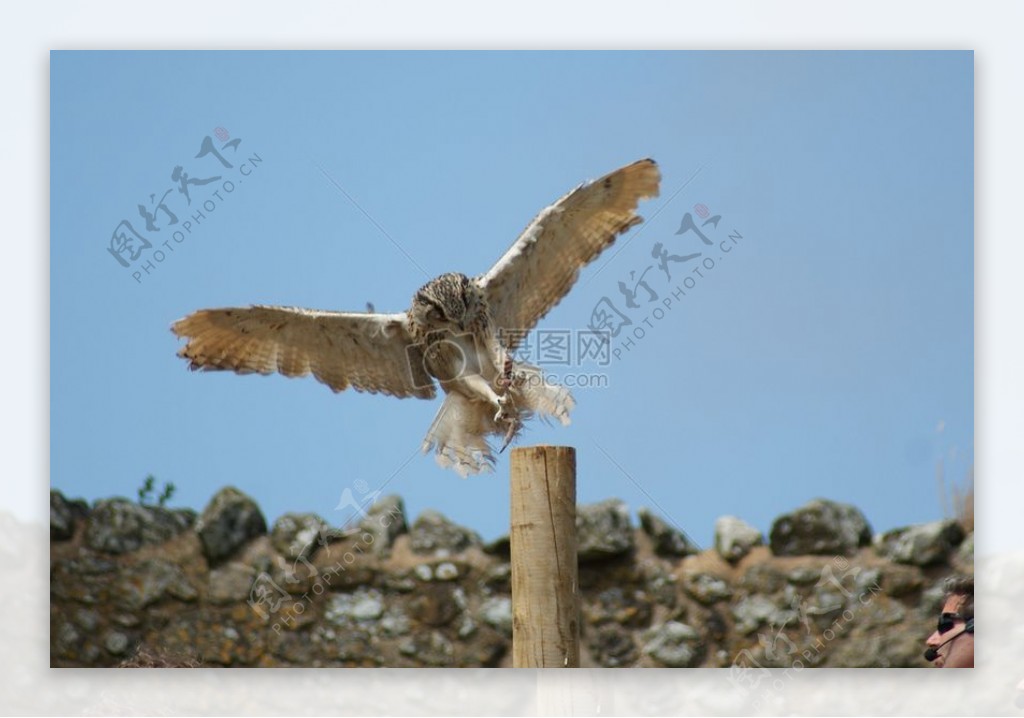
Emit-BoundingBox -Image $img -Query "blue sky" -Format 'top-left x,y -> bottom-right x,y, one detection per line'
50,51 -> 973,548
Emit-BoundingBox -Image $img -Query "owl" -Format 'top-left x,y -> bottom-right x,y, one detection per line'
172,159 -> 661,475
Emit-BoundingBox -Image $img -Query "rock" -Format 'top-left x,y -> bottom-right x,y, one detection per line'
879,564 -> 924,597
382,573 -> 417,593
802,586 -> 846,628
577,499 -> 634,562
324,588 -> 385,625
50,556 -> 118,604
73,609 -> 100,632
314,624 -> 375,665
481,563 -> 511,593
358,495 -> 408,554
853,567 -> 883,595
410,560 -> 465,582
195,487 -> 267,563
714,515 -> 763,562
408,510 -> 481,556
857,594 -> 906,627
270,513 -> 330,560
739,563 -> 786,594
84,498 -> 193,554
874,520 -> 966,566
271,556 -> 324,595
731,595 -> 797,635
769,499 -> 871,557
683,572 -> 733,605
483,534 -> 511,558
955,531 -> 974,569
638,507 -> 698,557
455,629 -> 506,668
641,621 -> 703,667
826,625 -> 925,667
156,614 -> 264,666
920,576 -> 949,616
479,596 -> 513,637
589,623 -> 639,667
269,630 -> 314,664
583,587 -> 652,627
379,606 -> 412,637
640,562 -> 678,608
786,565 -> 822,585
701,609 -> 728,645
398,630 -> 454,667
50,490 -> 88,541
53,621 -> 82,660
116,558 -> 196,610
315,561 -> 376,592
208,562 -> 257,604
408,584 -> 461,627
104,631 -> 130,656
413,564 -> 434,581
434,562 -> 460,581
457,614 -> 477,639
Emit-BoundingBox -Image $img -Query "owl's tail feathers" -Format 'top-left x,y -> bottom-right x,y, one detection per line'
422,366 -> 575,477
422,393 -> 499,477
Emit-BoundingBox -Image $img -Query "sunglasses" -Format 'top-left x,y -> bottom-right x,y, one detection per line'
938,612 -> 965,634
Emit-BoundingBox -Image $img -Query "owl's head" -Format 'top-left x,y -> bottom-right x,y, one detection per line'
409,272 -> 479,333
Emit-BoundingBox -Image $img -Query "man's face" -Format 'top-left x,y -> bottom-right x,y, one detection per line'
925,596 -> 974,668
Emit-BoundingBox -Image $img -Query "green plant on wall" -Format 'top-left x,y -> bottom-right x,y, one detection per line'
137,474 -> 176,507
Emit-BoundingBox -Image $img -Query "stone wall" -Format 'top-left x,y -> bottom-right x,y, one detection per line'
50,488 -> 972,668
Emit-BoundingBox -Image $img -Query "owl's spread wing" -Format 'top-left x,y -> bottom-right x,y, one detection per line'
171,305 -> 436,399
480,159 -> 661,349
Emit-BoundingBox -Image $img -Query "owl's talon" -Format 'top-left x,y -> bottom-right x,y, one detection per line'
499,419 -> 519,453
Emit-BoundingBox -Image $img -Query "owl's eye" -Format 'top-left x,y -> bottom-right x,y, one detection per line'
415,292 -> 443,321
426,305 -> 444,321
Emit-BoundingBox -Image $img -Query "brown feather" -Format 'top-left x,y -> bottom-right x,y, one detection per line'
171,306 -> 435,399
481,159 -> 661,350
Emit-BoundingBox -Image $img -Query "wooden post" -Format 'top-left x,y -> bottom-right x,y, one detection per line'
510,445 -> 579,668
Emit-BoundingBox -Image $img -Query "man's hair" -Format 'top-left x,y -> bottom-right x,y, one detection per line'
943,574 -> 974,621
